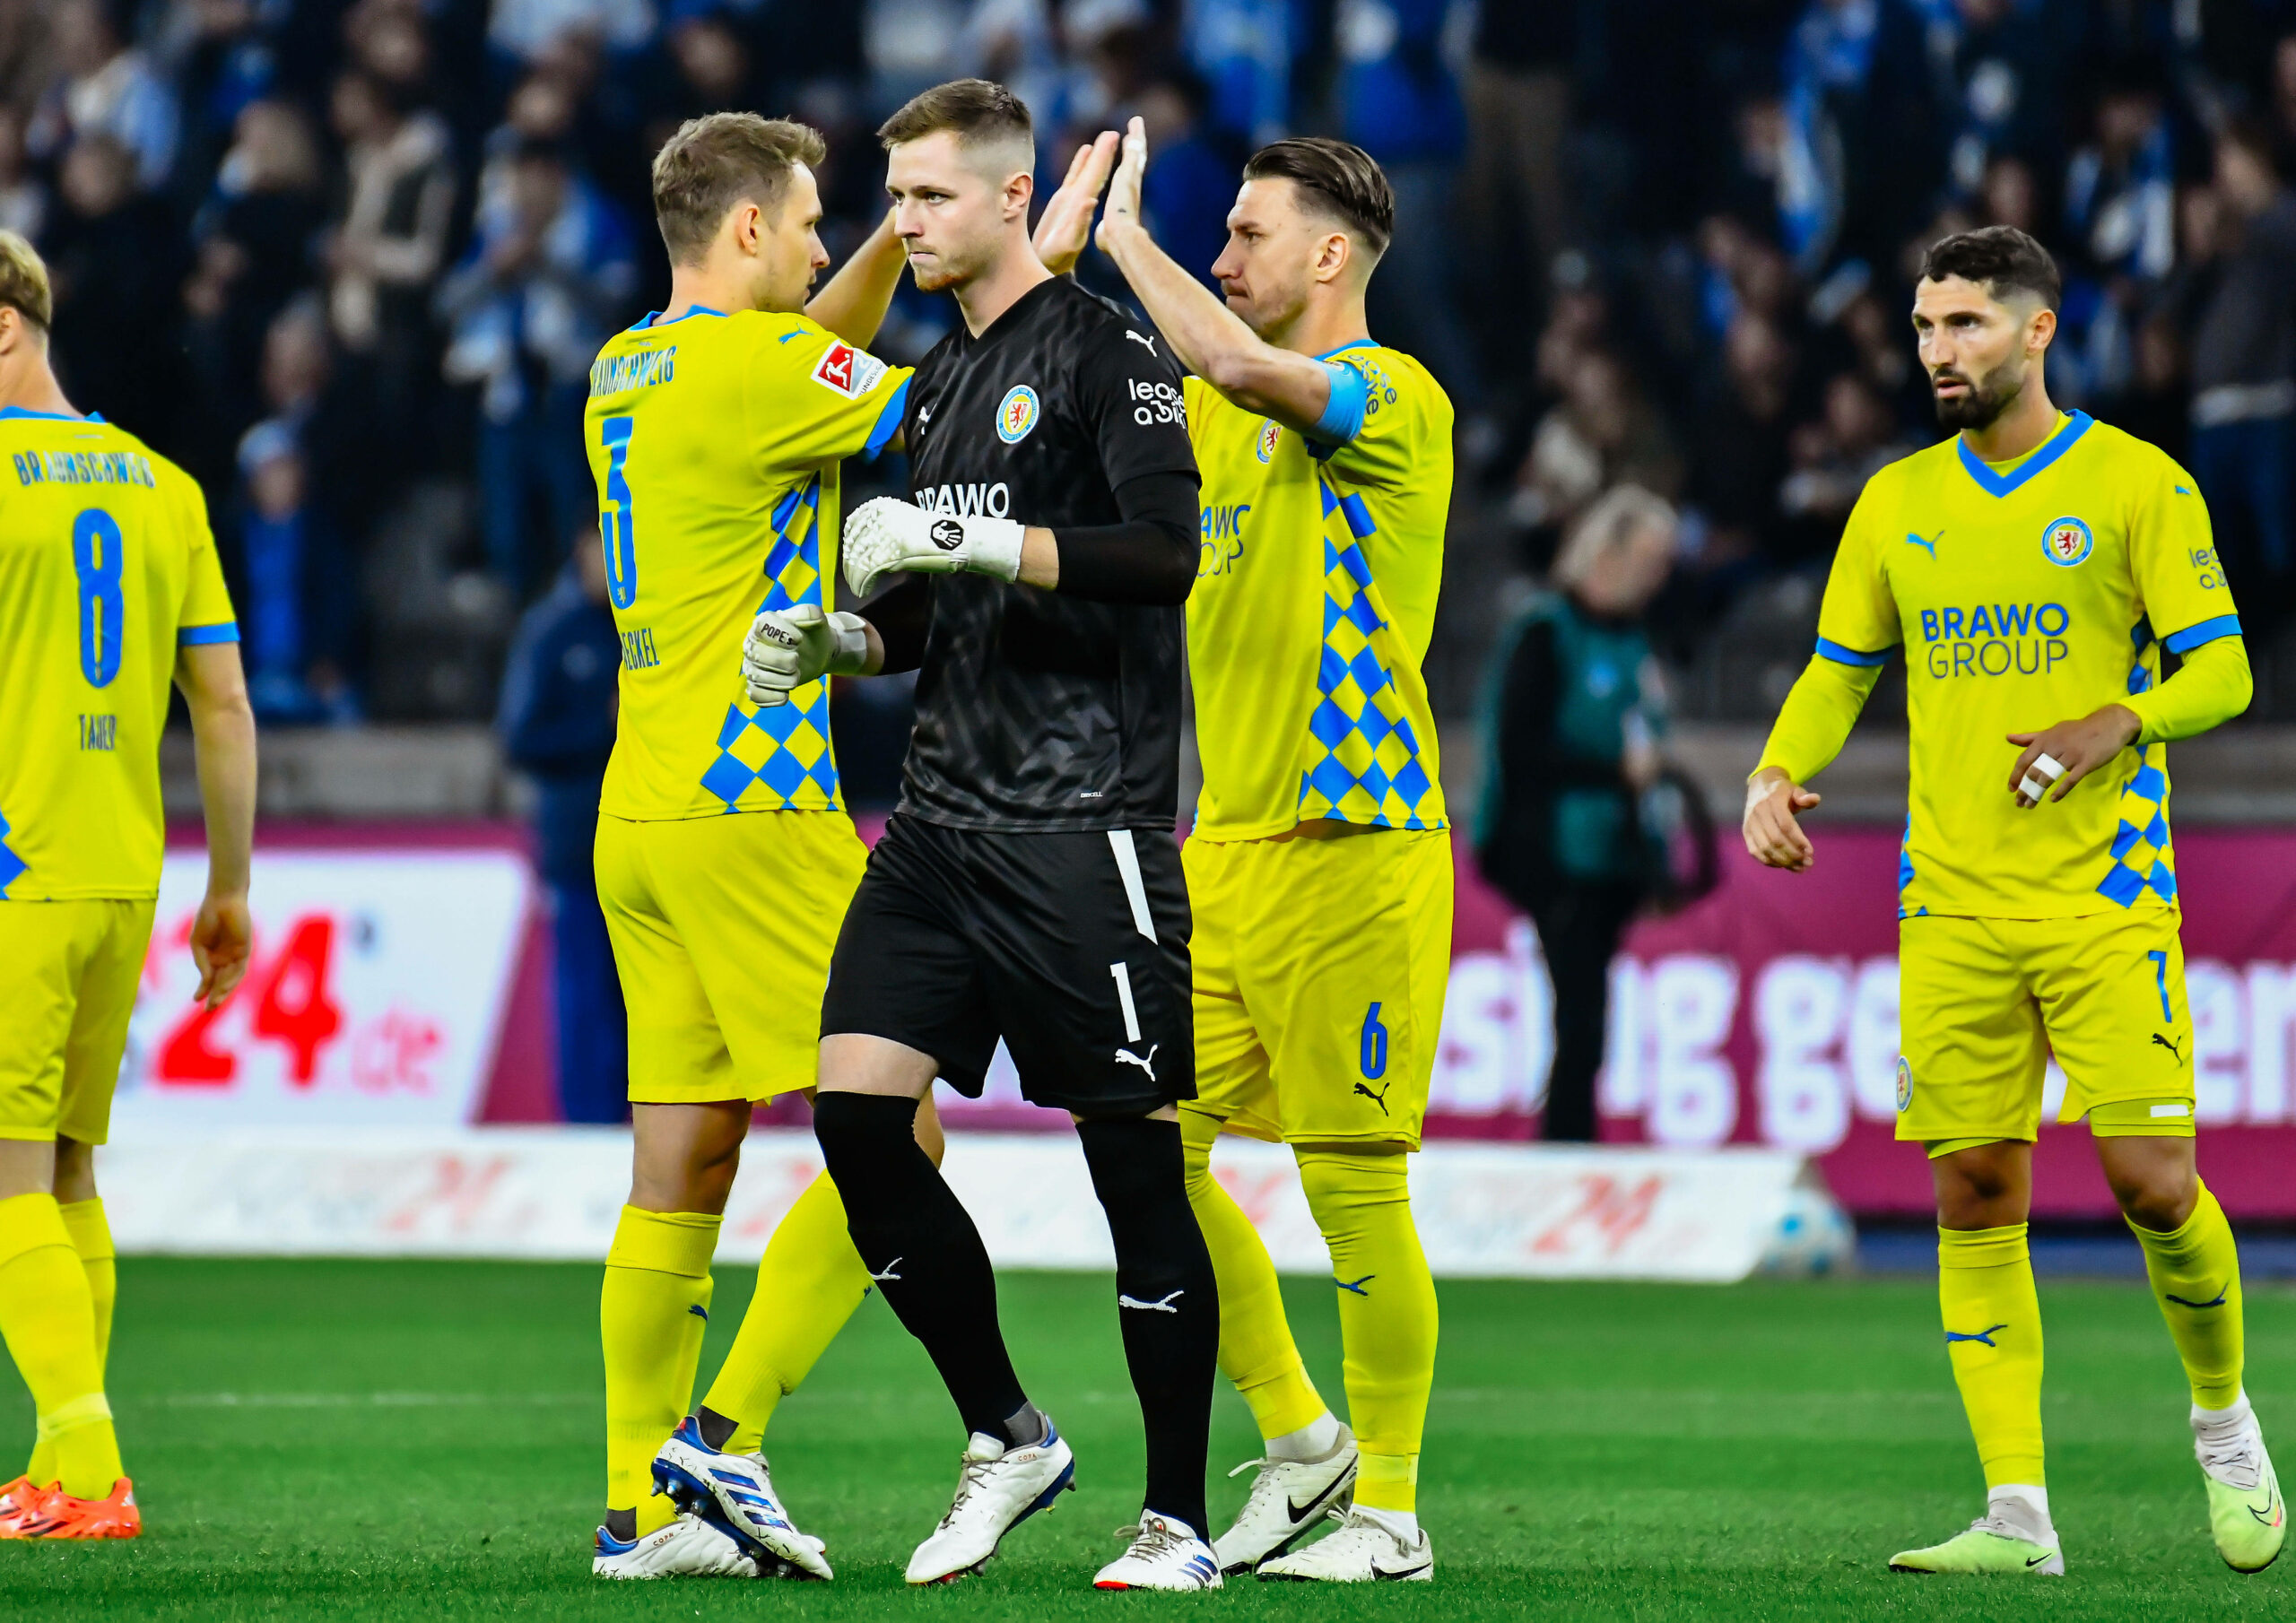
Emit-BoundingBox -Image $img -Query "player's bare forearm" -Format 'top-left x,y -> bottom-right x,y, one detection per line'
1743,765 -> 1822,872
2005,702 -> 2141,808
176,640 -> 257,1008
1017,526 -> 1058,589
1096,214 -> 1334,436
804,209 -> 906,348
177,641 -> 257,895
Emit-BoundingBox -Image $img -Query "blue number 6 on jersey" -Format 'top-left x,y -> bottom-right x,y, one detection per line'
599,415 -> 639,610
73,508 -> 125,688
1360,1002 -> 1388,1081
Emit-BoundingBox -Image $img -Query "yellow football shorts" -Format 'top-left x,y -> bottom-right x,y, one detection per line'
596,809 -> 866,1106
1184,824 -> 1453,1149
1896,908 -> 2196,1150
0,897 -> 157,1145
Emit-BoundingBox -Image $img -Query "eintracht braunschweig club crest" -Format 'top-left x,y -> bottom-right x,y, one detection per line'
2042,515 -> 2094,567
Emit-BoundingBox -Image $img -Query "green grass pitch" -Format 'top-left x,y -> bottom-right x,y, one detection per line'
0,1258 -> 2286,1619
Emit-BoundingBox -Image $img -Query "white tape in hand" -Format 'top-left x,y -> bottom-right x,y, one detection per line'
2017,751 -> 2067,803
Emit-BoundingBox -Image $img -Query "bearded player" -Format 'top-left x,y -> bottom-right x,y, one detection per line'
1746,226 -> 2280,1575
1055,123 -> 1450,1581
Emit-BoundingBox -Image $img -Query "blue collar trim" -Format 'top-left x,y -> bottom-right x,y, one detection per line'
633,305 -> 726,330
1317,340 -> 1378,360
0,405 -> 97,422
1956,411 -> 2092,498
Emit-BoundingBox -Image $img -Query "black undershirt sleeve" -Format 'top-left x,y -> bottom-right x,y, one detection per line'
858,574 -> 932,675
1048,469 -> 1201,605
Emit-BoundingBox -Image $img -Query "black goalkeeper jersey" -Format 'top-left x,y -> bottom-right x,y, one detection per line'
895,275 -> 1198,832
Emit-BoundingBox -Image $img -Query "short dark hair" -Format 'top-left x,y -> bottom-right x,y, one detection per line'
1919,225 -> 2062,311
650,112 -> 826,265
877,78 -> 1032,157
1243,137 -> 1394,256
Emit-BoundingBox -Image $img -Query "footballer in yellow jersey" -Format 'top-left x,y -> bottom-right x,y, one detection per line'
1749,228 -> 2280,1577
0,230 -> 257,1538
1088,126 -> 1447,1580
580,115 -> 933,1581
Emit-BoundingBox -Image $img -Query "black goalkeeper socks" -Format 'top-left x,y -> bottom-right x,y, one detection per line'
813,1091 -> 1029,1439
1076,1115 -> 1218,1537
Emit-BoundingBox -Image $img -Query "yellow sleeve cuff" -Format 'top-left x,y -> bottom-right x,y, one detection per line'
2126,633 -> 2252,745
1754,653 -> 1883,785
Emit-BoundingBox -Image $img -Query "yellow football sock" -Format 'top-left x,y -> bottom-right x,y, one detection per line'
602,1206 -> 718,1534
26,1197 -> 115,1488
700,1172 -> 873,1448
1295,1149 -> 1437,1513
0,1192 -> 121,1498
1938,1223 -> 2045,1488
1179,1109 -> 1326,1440
2130,1179 -> 2244,1410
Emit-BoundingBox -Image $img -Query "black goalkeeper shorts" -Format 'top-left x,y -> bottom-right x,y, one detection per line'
821,814 -> 1194,1116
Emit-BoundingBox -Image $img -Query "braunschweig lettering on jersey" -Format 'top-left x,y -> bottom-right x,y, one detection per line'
581,307 -> 909,821
13,449 -> 157,488
588,346 -> 676,395
0,411 -> 234,899
1813,411 -> 2239,919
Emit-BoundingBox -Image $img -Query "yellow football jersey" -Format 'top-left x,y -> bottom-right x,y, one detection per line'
583,308 -> 910,820
1183,343 -> 1453,840
1813,411 -> 2236,918
0,410 -> 234,901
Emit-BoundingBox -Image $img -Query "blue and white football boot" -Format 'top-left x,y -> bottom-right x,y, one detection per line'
591,1513 -> 760,1579
1094,1514 -> 1223,1590
652,1416 -> 834,1580
904,1418 -> 1076,1584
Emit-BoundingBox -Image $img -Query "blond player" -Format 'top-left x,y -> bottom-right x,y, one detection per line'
0,231 -> 257,1541
1068,124 -> 1451,1581
1747,226 -> 2280,1575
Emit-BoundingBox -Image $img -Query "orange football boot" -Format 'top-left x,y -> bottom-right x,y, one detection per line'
24,1478 -> 140,1540
0,1476 -> 54,1537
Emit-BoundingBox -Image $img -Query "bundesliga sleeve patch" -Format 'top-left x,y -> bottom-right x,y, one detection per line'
812,341 -> 890,400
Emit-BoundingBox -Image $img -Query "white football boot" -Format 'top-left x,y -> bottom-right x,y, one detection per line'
2194,1399 -> 2287,1573
1257,1508 -> 1433,1583
652,1416 -> 833,1580
1211,1428 -> 1359,1574
1093,1515 -> 1223,1590
592,1514 -> 760,1579
904,1419 -> 1076,1584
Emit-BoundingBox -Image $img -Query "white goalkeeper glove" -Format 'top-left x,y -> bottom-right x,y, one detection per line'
742,603 -> 870,707
842,496 -> 1026,601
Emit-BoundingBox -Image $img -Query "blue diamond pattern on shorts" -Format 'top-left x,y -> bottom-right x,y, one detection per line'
2095,751 -> 2176,907
1294,476 -> 1444,830
698,475 -> 842,811
0,806 -> 24,897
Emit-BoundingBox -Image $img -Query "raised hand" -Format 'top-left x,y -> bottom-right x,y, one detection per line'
1096,117 -> 1150,253
1032,131 -> 1120,277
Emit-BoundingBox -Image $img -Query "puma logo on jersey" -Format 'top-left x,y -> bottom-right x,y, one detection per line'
1907,530 -> 1940,557
1116,1045 -> 1158,1081
2152,1032 -> 2186,1062
868,1259 -> 903,1283
1352,1081 -> 1392,1115
1126,330 -> 1158,355
1118,1290 -> 1183,1312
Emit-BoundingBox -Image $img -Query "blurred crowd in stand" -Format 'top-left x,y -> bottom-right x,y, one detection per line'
11,0 -> 2296,736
